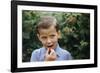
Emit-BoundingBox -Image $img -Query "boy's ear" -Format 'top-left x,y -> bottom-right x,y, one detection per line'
37,34 -> 40,40
58,30 -> 62,39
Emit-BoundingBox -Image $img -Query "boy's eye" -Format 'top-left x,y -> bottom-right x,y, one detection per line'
50,35 -> 55,37
41,37 -> 47,39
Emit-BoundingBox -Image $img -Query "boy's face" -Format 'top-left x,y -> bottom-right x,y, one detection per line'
37,25 -> 60,50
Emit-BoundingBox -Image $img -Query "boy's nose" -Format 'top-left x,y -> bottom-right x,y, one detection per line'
47,38 -> 52,44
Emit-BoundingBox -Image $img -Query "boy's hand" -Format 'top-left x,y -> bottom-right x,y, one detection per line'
44,48 -> 57,61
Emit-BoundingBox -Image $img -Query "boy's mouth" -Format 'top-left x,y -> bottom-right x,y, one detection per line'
47,45 -> 54,49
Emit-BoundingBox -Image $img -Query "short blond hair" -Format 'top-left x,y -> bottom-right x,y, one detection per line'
36,16 -> 59,34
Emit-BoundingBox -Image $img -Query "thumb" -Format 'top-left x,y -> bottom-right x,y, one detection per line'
50,49 -> 55,55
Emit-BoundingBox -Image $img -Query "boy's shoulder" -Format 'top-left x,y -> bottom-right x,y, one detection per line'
32,47 -> 44,54
59,47 -> 72,59
59,47 -> 71,55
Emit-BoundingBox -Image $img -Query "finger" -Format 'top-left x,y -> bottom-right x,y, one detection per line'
50,49 -> 55,55
46,49 -> 49,55
48,48 -> 51,54
50,49 -> 55,52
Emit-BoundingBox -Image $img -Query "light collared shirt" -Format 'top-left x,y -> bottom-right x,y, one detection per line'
30,44 -> 72,61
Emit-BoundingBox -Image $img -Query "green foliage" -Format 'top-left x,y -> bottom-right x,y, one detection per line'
22,10 -> 90,62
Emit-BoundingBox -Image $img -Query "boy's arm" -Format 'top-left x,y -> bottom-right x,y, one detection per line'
67,53 -> 73,60
30,50 -> 38,62
64,50 -> 73,60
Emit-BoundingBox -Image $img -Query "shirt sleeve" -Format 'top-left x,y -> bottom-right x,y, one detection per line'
61,49 -> 73,60
67,52 -> 73,60
63,50 -> 73,60
30,50 -> 38,62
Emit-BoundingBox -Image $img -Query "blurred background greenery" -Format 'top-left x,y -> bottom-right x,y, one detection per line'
22,10 -> 90,62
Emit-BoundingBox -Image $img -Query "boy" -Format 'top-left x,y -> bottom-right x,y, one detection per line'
30,16 -> 72,61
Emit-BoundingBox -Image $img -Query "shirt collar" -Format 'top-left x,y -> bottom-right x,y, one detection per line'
54,44 -> 61,57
